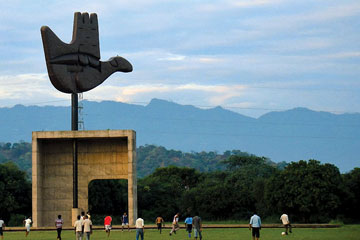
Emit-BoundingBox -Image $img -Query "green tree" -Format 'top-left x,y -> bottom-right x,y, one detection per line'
341,168 -> 360,222
138,166 -> 201,221
264,160 -> 342,222
0,142 -> 32,177
88,179 -> 128,215
181,155 -> 278,220
0,162 -> 31,224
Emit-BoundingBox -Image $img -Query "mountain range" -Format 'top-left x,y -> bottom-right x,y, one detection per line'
0,98 -> 359,172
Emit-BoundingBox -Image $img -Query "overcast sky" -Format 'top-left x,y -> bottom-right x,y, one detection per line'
0,0 -> 359,117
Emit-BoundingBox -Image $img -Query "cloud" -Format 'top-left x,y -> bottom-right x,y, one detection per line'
157,53 -> 186,61
86,83 -> 248,106
197,0 -> 284,12
230,0 -> 284,8
0,73 -> 67,104
0,0 -> 359,117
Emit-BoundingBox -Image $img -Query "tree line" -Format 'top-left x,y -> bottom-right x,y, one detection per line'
0,142 -> 359,225
135,157 -> 360,223
0,142 -> 287,178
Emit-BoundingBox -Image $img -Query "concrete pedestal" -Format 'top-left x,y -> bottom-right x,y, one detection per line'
32,130 -> 137,227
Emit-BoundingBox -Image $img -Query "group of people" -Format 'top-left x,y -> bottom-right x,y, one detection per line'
0,212 -> 291,240
129,213 -> 203,240
249,213 -> 293,240
103,212 -> 130,237
73,211 -> 92,240
168,213 -> 203,240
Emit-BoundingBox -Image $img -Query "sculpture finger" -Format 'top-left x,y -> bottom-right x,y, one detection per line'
82,12 -> 90,24
71,12 -> 82,43
90,13 -> 98,27
71,12 -> 100,58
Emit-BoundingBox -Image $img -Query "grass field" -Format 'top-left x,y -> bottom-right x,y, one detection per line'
3,225 -> 359,240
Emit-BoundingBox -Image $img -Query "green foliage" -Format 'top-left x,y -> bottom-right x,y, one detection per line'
0,142 -> 32,178
88,179 -> 128,223
340,168 -> 360,222
0,162 -> 31,224
264,160 -> 343,222
137,166 -> 202,221
136,145 -> 229,178
1,141 -> 359,223
182,155 -> 279,220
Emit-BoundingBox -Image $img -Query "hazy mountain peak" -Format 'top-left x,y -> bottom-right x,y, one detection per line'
0,99 -> 359,172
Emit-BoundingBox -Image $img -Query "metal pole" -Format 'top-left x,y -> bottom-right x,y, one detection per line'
71,93 -> 78,208
72,93 -> 78,131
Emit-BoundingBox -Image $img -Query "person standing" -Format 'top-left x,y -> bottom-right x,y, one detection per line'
0,217 -> 5,240
184,216 -> 193,238
192,215 -> 203,240
280,213 -> 292,235
74,215 -> 83,240
135,217 -> 144,240
55,215 -> 64,240
122,212 -> 130,231
23,217 -> 32,238
155,216 -> 164,234
249,213 -> 261,240
169,213 -> 180,236
104,215 -> 112,237
82,215 -> 92,240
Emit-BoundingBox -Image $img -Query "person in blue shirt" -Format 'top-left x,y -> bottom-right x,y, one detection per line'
184,216 -> 193,238
249,213 -> 261,240
121,212 -> 129,232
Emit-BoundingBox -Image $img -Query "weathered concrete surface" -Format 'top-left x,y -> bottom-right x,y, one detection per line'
32,130 -> 137,227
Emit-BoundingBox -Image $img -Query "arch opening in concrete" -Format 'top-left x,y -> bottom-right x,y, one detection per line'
88,179 -> 128,224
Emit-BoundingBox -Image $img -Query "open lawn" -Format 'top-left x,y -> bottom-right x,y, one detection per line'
3,225 -> 360,240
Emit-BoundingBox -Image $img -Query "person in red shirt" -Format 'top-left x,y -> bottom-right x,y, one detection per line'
104,215 -> 112,237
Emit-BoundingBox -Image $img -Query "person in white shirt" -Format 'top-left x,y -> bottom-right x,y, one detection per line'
0,218 -> 5,240
23,217 -> 32,237
82,215 -> 92,240
135,217 -> 144,240
280,213 -> 292,235
169,213 -> 180,236
74,215 -> 83,240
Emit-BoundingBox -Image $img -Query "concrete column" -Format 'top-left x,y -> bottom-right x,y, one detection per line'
72,208 -> 81,226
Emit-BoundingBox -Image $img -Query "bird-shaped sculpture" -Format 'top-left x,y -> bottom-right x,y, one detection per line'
41,12 -> 132,93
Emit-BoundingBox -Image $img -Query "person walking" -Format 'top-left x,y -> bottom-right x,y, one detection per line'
135,217 -> 144,240
192,215 -> 203,240
280,213 -> 292,235
184,215 -> 193,238
249,213 -> 261,240
0,217 -> 5,240
74,215 -> 83,240
55,215 -> 64,240
82,215 -> 92,240
155,216 -> 164,234
169,213 -> 180,236
104,215 -> 112,237
23,217 -> 32,238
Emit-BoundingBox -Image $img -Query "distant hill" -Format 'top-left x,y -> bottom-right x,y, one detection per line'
0,99 -> 359,172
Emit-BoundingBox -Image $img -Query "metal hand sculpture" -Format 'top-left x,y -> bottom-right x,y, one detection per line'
41,12 -> 132,93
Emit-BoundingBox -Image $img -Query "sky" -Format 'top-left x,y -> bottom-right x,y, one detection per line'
0,0 -> 359,118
